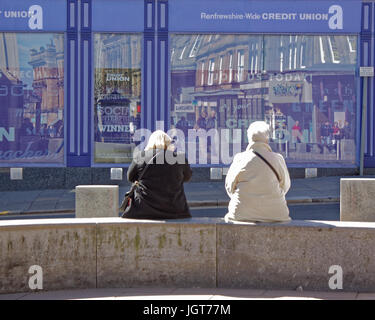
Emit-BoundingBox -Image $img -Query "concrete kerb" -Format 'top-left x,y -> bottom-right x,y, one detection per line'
0,198 -> 340,216
1,217 -> 375,294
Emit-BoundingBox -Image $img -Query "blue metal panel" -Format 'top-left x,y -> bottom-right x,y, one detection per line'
158,0 -> 169,128
143,0 -> 156,132
144,35 -> 156,132
80,33 -> 92,160
67,0 -> 91,167
157,35 -> 169,127
361,2 -> 375,167
81,0 -> 92,33
92,0 -> 144,32
361,2 -> 372,34
79,0 -> 91,166
67,0 -> 78,33
66,0 -> 79,167
158,0 -> 168,32
145,0 -> 156,32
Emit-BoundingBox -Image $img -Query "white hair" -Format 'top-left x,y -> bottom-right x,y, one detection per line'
247,121 -> 270,144
144,130 -> 173,151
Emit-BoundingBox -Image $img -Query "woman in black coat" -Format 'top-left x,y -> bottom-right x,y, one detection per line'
121,130 -> 192,220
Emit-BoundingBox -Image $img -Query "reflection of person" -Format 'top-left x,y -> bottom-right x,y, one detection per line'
332,122 -> 341,145
320,121 -> 332,146
55,120 -> 64,138
48,125 -> 56,138
196,111 -> 207,130
292,120 -> 302,143
224,121 -> 291,223
20,118 -> 34,136
341,121 -> 351,139
206,110 -> 217,154
122,130 -> 192,220
40,124 -> 48,138
176,116 -> 189,137
206,110 -> 216,130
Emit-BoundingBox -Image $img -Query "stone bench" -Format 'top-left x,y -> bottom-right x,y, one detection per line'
75,185 -> 119,218
1,218 -> 375,294
340,178 -> 375,222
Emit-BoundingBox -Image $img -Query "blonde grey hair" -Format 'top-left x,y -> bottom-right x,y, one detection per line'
144,130 -> 173,151
247,121 -> 270,144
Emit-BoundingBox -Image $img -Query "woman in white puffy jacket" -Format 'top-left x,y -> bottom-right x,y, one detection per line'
225,121 -> 291,223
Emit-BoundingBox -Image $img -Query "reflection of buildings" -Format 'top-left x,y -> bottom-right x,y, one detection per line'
0,69 -> 24,151
0,33 -> 22,151
170,36 -> 197,127
170,34 -> 357,162
28,35 -> 64,132
0,33 -> 20,74
94,34 -> 141,98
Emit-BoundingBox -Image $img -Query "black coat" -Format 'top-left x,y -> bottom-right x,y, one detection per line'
122,149 -> 192,219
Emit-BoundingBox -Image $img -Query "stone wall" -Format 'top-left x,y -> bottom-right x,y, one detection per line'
1,218 -> 375,293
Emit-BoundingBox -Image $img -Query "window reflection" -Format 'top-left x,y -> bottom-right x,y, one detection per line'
170,34 -> 358,164
0,33 -> 64,164
93,34 -> 142,164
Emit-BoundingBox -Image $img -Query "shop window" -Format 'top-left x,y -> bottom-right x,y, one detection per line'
0,33 -> 65,164
170,34 -> 358,166
93,33 -> 142,164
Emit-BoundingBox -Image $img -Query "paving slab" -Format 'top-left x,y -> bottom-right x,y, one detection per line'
0,287 -> 368,300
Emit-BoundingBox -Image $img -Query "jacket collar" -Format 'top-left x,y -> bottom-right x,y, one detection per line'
246,141 -> 273,153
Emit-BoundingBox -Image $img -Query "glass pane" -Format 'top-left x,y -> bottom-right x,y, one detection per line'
0,33 -> 65,164
170,34 -> 358,165
264,35 -> 357,164
93,34 -> 142,163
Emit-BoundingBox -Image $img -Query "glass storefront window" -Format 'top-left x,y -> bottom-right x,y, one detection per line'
93,33 -> 142,164
0,33 -> 65,164
170,34 -> 358,165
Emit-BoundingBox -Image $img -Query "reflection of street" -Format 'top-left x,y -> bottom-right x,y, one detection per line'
170,34 -> 358,165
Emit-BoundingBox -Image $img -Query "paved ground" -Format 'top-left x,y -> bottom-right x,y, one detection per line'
0,287 -> 374,300
0,175 -> 348,217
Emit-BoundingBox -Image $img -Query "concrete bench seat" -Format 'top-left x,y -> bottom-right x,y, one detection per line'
1,217 -> 375,294
75,185 -> 119,218
341,178 -> 375,222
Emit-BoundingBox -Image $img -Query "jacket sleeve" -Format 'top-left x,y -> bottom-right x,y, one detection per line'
277,154 -> 291,194
127,160 -> 139,182
183,159 -> 192,182
225,154 -> 242,196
